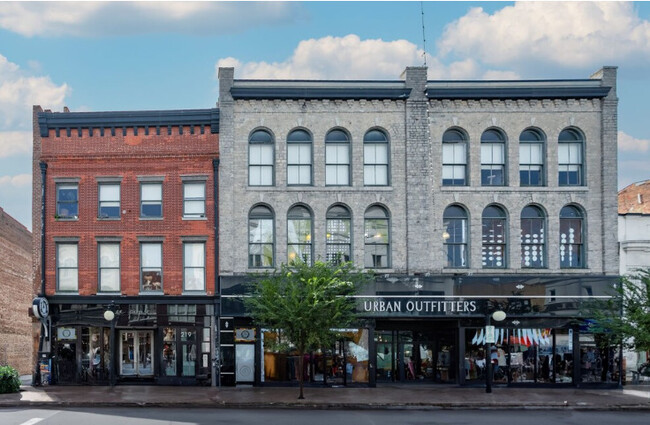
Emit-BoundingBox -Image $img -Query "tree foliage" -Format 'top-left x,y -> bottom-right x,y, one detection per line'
583,269 -> 650,352
244,260 -> 371,398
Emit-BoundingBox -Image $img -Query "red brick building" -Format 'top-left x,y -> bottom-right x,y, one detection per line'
32,106 -> 219,385
0,207 -> 32,375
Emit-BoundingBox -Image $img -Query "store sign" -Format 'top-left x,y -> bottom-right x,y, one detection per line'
32,297 -> 49,319
361,299 -> 478,314
57,327 -> 76,340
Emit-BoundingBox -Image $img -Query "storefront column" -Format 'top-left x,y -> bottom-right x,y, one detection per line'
572,326 -> 580,387
368,322 -> 376,387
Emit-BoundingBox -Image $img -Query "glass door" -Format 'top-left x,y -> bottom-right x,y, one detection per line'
120,330 -> 154,377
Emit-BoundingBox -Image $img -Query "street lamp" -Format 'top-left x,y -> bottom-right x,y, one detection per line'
104,303 -> 118,386
485,309 -> 506,393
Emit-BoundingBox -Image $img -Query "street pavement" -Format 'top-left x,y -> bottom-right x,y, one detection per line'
1,382 -> 649,410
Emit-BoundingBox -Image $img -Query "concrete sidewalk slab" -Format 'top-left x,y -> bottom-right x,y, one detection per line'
1,384 -> 649,410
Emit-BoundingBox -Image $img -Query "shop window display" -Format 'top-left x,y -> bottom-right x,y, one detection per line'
580,334 -> 618,383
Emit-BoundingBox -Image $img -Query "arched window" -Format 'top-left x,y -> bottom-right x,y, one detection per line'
560,205 -> 584,268
287,205 -> 312,265
558,129 -> 584,186
248,205 -> 274,268
482,205 -> 507,268
364,205 -> 390,268
481,129 -> 506,186
520,205 -> 546,268
287,129 -> 312,185
326,205 -> 351,265
443,205 -> 468,268
249,130 -> 274,186
519,129 -> 545,186
364,129 -> 389,186
325,129 -> 350,186
442,129 -> 467,186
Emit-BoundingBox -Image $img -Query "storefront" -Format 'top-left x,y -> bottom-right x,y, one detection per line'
221,274 -> 622,388
45,300 -> 215,385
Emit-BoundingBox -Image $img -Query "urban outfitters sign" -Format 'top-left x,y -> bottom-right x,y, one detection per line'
361,299 -> 478,314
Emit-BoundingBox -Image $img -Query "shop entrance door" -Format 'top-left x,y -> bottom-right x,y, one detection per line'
120,330 -> 154,377
376,329 -> 456,383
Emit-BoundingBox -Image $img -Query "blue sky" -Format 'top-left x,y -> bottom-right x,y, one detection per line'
1,1 -> 650,229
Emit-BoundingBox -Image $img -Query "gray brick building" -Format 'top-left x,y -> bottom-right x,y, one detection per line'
217,66 -> 620,388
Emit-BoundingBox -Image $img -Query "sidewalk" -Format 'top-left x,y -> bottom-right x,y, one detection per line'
1,383 -> 650,410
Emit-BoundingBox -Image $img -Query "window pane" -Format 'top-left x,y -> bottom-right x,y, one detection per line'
364,244 -> 388,268
453,144 -> 466,163
142,184 -> 162,201
184,268 -> 205,291
100,269 -> 120,292
58,185 -> 78,201
364,144 -> 376,163
299,165 -> 311,184
184,243 -> 205,267
100,184 -> 120,201
141,203 -> 162,217
58,269 -> 78,291
100,244 -> 119,267
260,166 -> 273,185
558,144 -> 569,163
58,245 -> 78,267
249,166 -> 261,185
142,244 -> 162,267
442,144 -> 454,161
530,144 -> 542,163
375,144 -> 388,163
288,145 -> 299,164
287,166 -> 299,185
185,200 -> 205,215
365,219 -> 389,244
184,183 -> 204,199
327,219 -> 351,243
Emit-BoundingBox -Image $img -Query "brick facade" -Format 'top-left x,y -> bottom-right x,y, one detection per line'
0,207 -> 33,375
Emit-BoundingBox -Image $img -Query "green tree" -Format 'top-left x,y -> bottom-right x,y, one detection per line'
245,260 -> 371,399
584,270 -> 650,353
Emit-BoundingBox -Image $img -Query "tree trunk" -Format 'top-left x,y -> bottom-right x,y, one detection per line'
298,349 -> 305,399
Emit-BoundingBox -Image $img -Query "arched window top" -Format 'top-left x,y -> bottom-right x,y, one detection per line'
365,205 -> 389,219
249,129 -> 274,144
364,129 -> 388,143
327,204 -> 351,219
443,205 -> 468,219
520,129 -> 545,142
560,205 -> 583,218
483,205 -> 507,219
481,129 -> 506,143
287,129 -> 312,143
442,129 -> 467,143
250,204 -> 273,218
521,205 -> 545,219
326,129 -> 349,143
288,204 -> 311,219
559,128 -> 583,142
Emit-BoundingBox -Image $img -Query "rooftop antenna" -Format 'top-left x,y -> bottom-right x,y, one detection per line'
420,1 -> 427,67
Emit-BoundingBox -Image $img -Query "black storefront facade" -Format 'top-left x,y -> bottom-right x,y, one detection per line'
219,274 -> 623,388
40,296 -> 216,386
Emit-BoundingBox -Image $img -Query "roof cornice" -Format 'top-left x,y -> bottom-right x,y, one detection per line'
426,80 -> 611,100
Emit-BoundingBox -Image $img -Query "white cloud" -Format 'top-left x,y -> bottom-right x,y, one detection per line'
0,54 -> 69,130
438,2 -> 650,71
0,2 -> 300,37
216,35 -> 520,80
619,131 -> 650,153
0,173 -> 31,187
0,131 -> 31,158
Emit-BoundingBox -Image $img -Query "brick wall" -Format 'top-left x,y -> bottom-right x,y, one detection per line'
0,207 -> 33,375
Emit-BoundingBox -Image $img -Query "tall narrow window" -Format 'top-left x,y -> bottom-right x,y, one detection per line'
327,205 -> 352,265
249,205 -> 274,268
287,129 -> 312,185
56,184 -> 79,219
141,182 -> 162,218
57,243 -> 78,292
364,205 -> 390,269
99,243 -> 120,292
287,205 -> 312,265
519,129 -> 545,186
521,205 -> 546,268
481,129 -> 506,186
558,129 -> 584,186
443,205 -> 468,268
325,129 -> 350,185
364,129 -> 389,186
249,130 -> 274,186
141,243 -> 163,292
560,205 -> 584,268
184,242 -> 206,291
482,205 -> 507,269
98,183 -> 120,219
442,129 -> 467,186
183,181 -> 206,218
